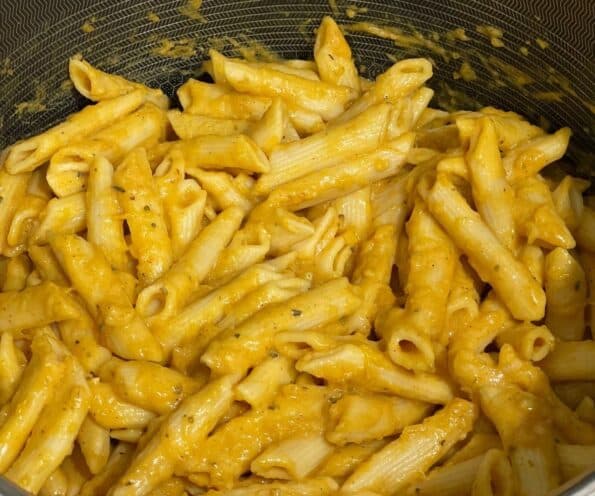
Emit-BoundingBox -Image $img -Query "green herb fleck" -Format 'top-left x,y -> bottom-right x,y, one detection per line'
144,205 -> 151,212
291,308 -> 302,317
112,185 -> 126,193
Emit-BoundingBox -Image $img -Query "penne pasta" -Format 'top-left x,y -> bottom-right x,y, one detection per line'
201,278 -> 361,376
135,206 -> 244,325
266,133 -> 414,211
544,248 -> 586,340
3,90 -> 145,174
342,398 -> 475,493
50,234 -> 164,361
47,103 -> 167,197
69,56 -> 169,108
114,148 -> 173,286
428,173 -> 545,321
255,103 -> 391,194
314,16 -> 360,91
212,49 -> 356,121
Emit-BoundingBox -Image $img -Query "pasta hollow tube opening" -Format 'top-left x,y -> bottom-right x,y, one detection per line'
135,205 -> 245,325
3,90 -> 145,174
496,323 -> 555,362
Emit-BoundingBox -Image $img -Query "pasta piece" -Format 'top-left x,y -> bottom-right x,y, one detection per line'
157,263 -> 285,354
110,374 -> 237,496
79,443 -> 135,496
186,168 -> 253,214
168,110 -> 250,140
202,477 -> 338,495
213,50 -> 356,120
77,416 -> 111,475
50,234 -> 163,361
552,381 -> 595,410
479,384 -> 560,496
2,253 -> 31,291
471,449 -> 514,496
174,134 -> 270,174
114,148 -> 173,286
5,353 -> 89,494
580,250 -> 595,338
266,132 -> 414,211
0,169 -> 30,255
255,103 -> 391,194
326,393 -> 431,445
295,336 -> 454,404
496,322 -> 555,362
513,176 -> 575,249
334,58 -> 432,124
519,244 -> 545,286
251,434 -> 334,480
57,301 -> 112,374
443,258 -> 480,344
502,127 -> 571,182
31,192 -> 87,245
249,97 -> 288,154
314,16 -> 360,91
3,90 -> 145,174
217,277 -> 311,330
110,429 -> 144,443
464,116 -> 516,249
408,455 -> 483,496
88,380 -> 155,430
86,156 -> 130,272
316,441 -> 385,480
342,398 -> 475,493
201,278 -> 361,376
4,194 -> 46,256
551,175 -> 589,231
177,79 -> 270,120
377,202 -> 456,372
204,228 -> 271,287
39,468 -> 69,496
544,248 -> 586,340
575,206 -> 595,252
556,444 -> 595,481
181,384 -> 328,488
428,172 -> 546,321
69,56 -> 169,108
538,340 -> 595,382
0,331 -> 66,473
0,333 -> 26,405
28,244 -> 69,286
47,103 -> 167,197
0,281 -> 80,333
135,206 -> 244,325
370,172 -> 410,228
111,360 -> 203,414
480,107 -> 544,151
386,87 -> 434,139
444,433 -> 502,466
61,447 -> 92,496
235,355 -> 296,408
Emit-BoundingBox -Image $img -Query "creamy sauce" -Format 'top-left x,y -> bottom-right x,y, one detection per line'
476,25 -> 504,48
14,86 -> 47,115
152,39 -> 197,59
179,0 -> 205,23
147,12 -> 160,23
81,19 -> 95,34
